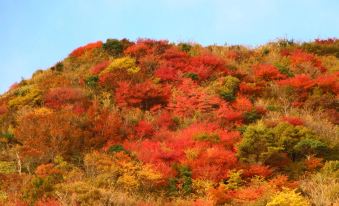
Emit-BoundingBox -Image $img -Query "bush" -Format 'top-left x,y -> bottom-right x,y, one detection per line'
8,85 -> 42,108
293,138 -> 328,157
102,56 -> 140,74
103,38 -> 124,56
267,189 -> 310,206
85,75 -> 99,88
69,41 -> 103,57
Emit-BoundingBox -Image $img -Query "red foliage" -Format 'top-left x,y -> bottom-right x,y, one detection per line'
242,165 -> 272,178
278,74 -> 315,91
156,112 -> 176,129
282,116 -> 304,126
315,38 -> 337,45
289,49 -> 326,73
216,104 -> 243,124
315,73 -> 339,94
155,65 -> 179,81
187,54 -> 227,80
188,146 -> 237,181
232,96 -> 253,112
134,120 -> 155,139
124,39 -> 171,58
90,60 -> 110,74
9,82 -> 19,91
254,64 -> 286,81
115,81 -> 171,110
69,41 -> 103,57
168,79 -> 222,117
239,82 -> 262,95
44,87 -> 85,109
124,42 -> 148,58
305,156 -> 323,171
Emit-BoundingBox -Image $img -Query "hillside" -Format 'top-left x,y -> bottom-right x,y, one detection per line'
0,38 -> 338,206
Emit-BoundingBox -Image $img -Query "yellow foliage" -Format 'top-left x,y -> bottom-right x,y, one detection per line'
138,164 -> 162,183
8,85 -> 42,108
0,191 -> 7,203
185,148 -> 200,160
192,179 -> 214,196
117,174 -> 140,189
103,57 -> 140,74
84,151 -> 162,191
267,189 -> 310,206
0,161 -> 16,174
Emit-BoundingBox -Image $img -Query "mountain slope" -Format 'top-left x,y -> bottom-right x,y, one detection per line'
0,38 -> 338,205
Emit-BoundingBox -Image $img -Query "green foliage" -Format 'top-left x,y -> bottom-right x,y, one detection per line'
183,72 -> 199,80
238,122 -> 324,163
108,145 -> 129,154
237,121 -> 277,163
225,170 -> 243,189
103,38 -> 124,57
1,132 -> 14,140
294,138 -> 328,157
193,132 -> 220,143
178,43 -> 192,53
272,123 -> 315,158
302,41 -> 339,58
85,75 -> 99,87
168,165 -> 192,195
219,76 -> 240,101
244,110 -> 262,124
267,189 -> 310,206
275,63 -> 294,77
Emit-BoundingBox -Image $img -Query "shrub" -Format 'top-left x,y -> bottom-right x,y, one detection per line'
293,139 -> 328,157
69,41 -> 103,57
103,39 -> 124,56
115,81 -> 170,110
218,76 -> 240,102
44,87 -> 85,109
89,60 -> 110,74
267,189 -> 310,206
8,85 -> 42,108
254,64 -> 286,81
102,57 -> 140,74
85,75 -> 99,87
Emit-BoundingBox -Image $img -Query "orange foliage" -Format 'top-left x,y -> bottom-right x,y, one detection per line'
35,163 -> 61,178
305,156 -> 323,171
282,116 -> 304,126
278,74 -> 315,91
243,165 -> 272,178
69,41 -> 103,57
254,64 -> 286,80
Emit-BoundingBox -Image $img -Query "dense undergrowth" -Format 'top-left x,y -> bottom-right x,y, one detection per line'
0,38 -> 338,206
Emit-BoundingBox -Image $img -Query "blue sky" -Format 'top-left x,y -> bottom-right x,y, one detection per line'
0,0 -> 338,94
